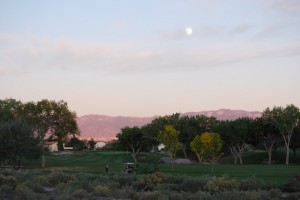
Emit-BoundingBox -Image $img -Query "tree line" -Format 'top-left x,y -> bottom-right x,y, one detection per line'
0,98 -> 79,168
117,104 -> 300,165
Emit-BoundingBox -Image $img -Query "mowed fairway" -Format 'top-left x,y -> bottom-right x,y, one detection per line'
22,151 -> 300,184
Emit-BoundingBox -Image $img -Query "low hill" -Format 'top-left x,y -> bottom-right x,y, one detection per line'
77,109 -> 261,140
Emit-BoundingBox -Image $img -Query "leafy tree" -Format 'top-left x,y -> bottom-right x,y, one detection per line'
190,134 -> 204,163
0,98 -> 23,122
199,132 -> 223,173
220,118 -> 252,164
178,115 -> 216,159
157,125 -> 183,170
290,126 -> 300,159
178,116 -> 195,159
117,126 -> 146,163
87,138 -> 96,150
254,117 -> 281,164
142,113 -> 181,152
263,104 -> 300,164
66,137 -> 85,151
21,100 -> 54,168
21,99 -> 79,167
0,120 -> 42,168
51,100 -> 79,151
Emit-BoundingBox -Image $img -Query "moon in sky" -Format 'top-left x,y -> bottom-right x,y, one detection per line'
185,27 -> 193,35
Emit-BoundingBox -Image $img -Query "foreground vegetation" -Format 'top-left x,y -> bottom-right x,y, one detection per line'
1,169 -> 300,200
2,148 -> 300,199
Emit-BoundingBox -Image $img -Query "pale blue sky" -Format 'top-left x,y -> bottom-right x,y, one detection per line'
0,0 -> 299,117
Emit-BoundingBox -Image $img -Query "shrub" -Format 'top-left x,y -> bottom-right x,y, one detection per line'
46,171 -> 75,186
206,177 -> 240,194
167,191 -> 185,200
269,188 -> 282,199
113,174 -> 137,187
15,184 -> 38,200
244,190 -> 271,200
72,188 -> 88,198
281,173 -> 300,192
110,188 -> 133,199
0,175 -> 17,191
214,190 -> 248,200
23,180 -> 44,193
1,184 -> 15,193
190,191 -> 213,200
36,175 -> 47,186
179,176 -> 209,193
133,172 -> 165,191
155,183 -> 181,192
108,181 -> 121,189
94,185 -> 110,196
133,191 -> 165,200
240,177 -> 274,191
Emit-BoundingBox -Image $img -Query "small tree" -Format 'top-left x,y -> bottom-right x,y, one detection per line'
87,138 -> 96,150
117,126 -> 146,163
66,137 -> 85,150
190,135 -> 203,163
252,117 -> 281,165
199,132 -> 223,173
157,125 -> 183,170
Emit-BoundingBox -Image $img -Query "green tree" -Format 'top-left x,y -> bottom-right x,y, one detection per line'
142,114 -> 180,152
0,98 -> 23,122
51,100 -> 80,151
190,134 -> 204,163
117,126 -> 146,163
21,99 -> 79,167
178,115 -> 216,159
157,125 -> 183,170
87,138 -> 96,150
220,118 -> 252,164
254,117 -> 281,164
199,132 -> 223,173
263,104 -> 300,165
0,120 -> 42,168
21,100 -> 54,168
66,137 -> 85,150
290,126 -> 300,159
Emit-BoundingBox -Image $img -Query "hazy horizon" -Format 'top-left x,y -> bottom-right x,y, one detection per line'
78,108 -> 262,118
1,1 -> 299,117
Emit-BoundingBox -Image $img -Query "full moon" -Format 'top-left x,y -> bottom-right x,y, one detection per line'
185,27 -> 193,35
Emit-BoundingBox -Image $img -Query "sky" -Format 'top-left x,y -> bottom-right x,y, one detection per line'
0,0 -> 300,117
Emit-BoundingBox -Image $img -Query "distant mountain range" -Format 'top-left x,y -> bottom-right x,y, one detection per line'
77,109 -> 261,141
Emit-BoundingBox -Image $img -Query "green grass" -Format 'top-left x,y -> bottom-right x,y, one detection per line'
159,164 -> 300,184
19,150 -> 300,184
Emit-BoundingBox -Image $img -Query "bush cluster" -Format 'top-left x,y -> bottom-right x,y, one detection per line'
0,169 -> 293,199
0,175 -> 17,191
93,185 -> 110,196
45,171 -> 76,186
206,177 -> 240,194
133,172 -> 165,191
281,173 -> 300,192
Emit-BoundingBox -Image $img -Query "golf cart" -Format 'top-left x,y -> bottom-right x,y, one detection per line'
123,162 -> 136,174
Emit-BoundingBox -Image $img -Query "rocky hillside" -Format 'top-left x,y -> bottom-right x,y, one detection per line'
77,109 -> 261,140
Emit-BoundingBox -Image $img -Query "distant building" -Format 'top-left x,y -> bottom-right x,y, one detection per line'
45,142 -> 73,151
95,141 -> 106,150
45,141 -> 58,152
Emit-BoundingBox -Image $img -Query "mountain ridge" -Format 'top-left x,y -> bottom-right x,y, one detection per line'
77,109 -> 261,141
